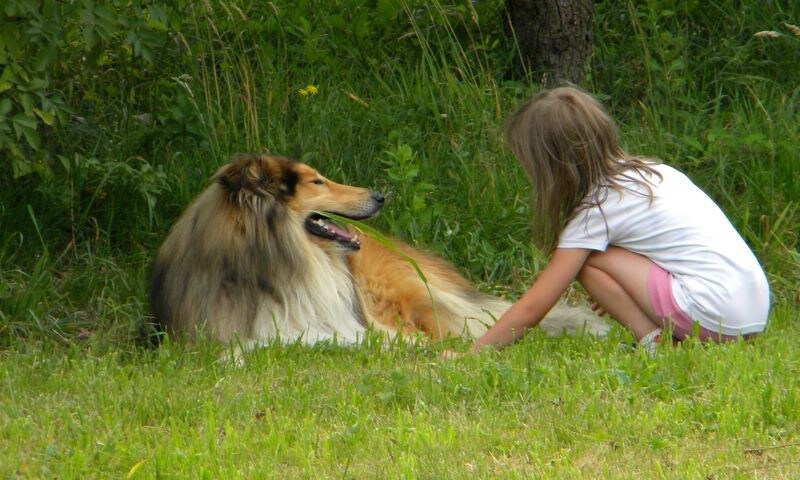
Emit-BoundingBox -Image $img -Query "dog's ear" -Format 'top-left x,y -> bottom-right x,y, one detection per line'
216,154 -> 274,197
217,154 -> 302,200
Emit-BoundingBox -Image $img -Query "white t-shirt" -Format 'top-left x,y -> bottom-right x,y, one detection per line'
558,163 -> 769,335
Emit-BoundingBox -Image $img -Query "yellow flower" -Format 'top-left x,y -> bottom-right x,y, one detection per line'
298,84 -> 319,96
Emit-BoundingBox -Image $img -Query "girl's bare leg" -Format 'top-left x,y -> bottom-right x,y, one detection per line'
576,247 -> 662,341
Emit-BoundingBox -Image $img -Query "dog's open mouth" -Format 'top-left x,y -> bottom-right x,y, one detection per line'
305,213 -> 361,250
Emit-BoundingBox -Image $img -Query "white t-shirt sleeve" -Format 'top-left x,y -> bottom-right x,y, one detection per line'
558,204 -> 612,251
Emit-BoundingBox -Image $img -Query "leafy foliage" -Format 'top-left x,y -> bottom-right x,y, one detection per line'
0,1 -> 181,175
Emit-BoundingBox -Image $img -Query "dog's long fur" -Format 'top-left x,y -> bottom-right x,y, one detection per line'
149,154 -> 608,349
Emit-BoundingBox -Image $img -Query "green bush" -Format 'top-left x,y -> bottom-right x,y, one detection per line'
0,1 -> 182,175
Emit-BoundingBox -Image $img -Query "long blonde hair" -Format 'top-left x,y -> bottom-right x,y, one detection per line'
505,86 -> 660,252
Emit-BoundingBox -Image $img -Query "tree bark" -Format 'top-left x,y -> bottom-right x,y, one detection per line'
505,0 -> 594,86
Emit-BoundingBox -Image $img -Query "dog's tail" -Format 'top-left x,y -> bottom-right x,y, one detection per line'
539,303 -> 611,337
139,259 -> 170,348
432,287 -> 610,339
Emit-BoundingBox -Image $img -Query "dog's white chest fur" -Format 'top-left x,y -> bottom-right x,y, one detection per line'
249,250 -> 366,345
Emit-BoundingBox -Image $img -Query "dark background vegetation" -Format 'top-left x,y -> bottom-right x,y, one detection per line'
0,1 -> 797,347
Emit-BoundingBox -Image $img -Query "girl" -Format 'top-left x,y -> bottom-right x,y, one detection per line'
449,86 -> 769,357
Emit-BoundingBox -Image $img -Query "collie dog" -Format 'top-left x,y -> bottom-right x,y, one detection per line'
149,154 -> 607,349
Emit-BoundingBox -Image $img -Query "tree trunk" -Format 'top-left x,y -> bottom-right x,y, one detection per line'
505,0 -> 594,86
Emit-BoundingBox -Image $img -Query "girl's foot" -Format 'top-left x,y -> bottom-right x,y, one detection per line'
639,328 -> 662,356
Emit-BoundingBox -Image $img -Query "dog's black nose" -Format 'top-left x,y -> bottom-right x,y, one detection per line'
371,191 -> 385,204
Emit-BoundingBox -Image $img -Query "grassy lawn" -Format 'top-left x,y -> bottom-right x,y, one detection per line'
2,2 -> 799,479
3,301 -> 798,479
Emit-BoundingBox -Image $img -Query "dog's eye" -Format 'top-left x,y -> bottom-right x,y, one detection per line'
311,179 -> 325,185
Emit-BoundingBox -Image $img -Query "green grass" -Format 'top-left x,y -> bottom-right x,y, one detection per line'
1,1 -> 799,478
3,302 -> 799,479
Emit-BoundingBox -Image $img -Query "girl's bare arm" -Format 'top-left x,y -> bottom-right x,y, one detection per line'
469,247 -> 591,353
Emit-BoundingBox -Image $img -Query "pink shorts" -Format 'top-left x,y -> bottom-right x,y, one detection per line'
646,264 -> 748,342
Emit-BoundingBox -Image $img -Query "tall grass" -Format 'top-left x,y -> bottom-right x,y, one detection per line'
0,0 -> 797,344
0,1 -> 795,334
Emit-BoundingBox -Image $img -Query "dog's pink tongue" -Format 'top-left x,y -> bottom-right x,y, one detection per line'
328,223 -> 354,240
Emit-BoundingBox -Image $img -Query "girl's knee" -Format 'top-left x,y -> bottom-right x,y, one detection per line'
585,247 -> 648,271
582,249 -> 608,270
576,261 -> 600,284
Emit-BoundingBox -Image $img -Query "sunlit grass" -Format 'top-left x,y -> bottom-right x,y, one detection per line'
1,1 -> 798,478
3,302 -> 799,478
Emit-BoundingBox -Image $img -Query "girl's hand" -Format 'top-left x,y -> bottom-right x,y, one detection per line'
590,300 -> 607,317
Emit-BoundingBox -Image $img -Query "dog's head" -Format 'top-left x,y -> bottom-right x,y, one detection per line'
216,154 -> 384,251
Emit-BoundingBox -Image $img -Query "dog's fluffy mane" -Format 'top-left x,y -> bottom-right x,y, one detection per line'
150,155 -> 372,346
